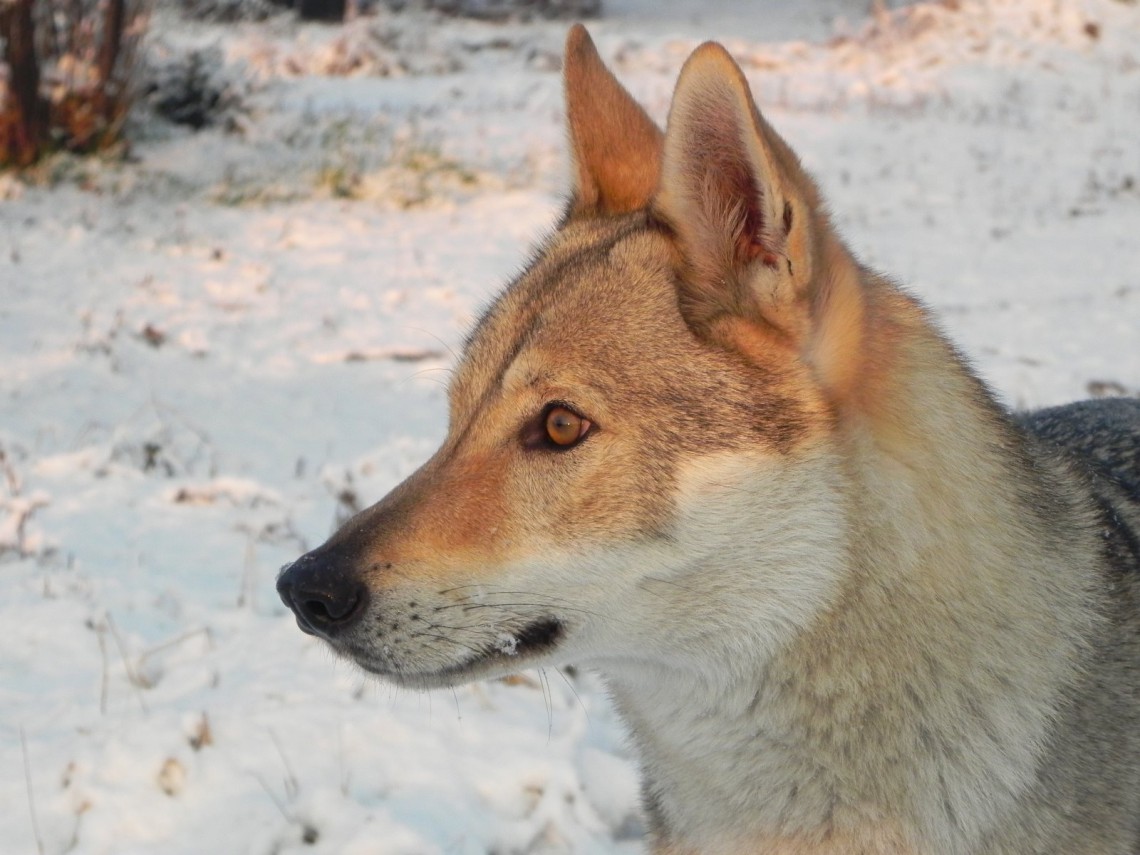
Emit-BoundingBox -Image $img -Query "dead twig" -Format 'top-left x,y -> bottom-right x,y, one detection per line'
20,726 -> 45,855
105,612 -> 149,713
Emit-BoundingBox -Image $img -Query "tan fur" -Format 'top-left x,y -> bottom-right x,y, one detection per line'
278,28 -> 1140,855
564,25 -> 663,215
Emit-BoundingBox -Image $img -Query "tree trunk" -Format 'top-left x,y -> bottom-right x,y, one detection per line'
98,0 -> 125,89
1,0 -> 49,167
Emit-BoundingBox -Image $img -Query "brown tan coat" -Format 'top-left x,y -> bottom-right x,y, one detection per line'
278,26 -> 1140,855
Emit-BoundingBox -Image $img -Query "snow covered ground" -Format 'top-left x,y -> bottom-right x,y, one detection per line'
2,1 -> 1139,852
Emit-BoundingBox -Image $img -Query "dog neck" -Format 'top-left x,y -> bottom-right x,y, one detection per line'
595,302 -> 1101,855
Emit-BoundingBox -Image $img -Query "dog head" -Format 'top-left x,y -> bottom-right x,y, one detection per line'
277,26 -> 865,689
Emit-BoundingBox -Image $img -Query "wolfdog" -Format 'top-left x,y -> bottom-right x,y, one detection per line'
278,25 -> 1140,854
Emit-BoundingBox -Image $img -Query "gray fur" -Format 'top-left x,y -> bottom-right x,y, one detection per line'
985,397 -> 1140,854
1018,397 -> 1140,504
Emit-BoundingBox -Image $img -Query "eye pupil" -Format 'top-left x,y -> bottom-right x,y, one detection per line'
546,407 -> 584,447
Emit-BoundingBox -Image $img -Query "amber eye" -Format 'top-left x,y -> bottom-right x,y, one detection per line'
545,406 -> 590,447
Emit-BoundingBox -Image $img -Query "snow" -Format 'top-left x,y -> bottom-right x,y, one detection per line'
495,633 -> 521,656
2,1 -> 1139,852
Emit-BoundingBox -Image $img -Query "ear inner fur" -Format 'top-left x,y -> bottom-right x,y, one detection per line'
653,41 -> 869,408
563,24 -> 664,216
655,44 -> 794,290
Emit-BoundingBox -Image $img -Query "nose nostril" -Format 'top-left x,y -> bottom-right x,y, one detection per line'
304,599 -> 332,621
297,588 -> 363,627
278,550 -> 367,636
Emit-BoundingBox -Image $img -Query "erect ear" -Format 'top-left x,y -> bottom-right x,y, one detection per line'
563,24 -> 663,217
653,42 -> 833,350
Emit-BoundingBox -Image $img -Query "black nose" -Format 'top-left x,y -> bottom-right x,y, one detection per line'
276,550 -> 367,638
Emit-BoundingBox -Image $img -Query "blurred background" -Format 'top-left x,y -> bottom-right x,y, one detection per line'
2,1 -> 1139,852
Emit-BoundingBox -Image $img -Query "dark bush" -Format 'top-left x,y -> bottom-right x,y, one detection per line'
144,47 -> 240,130
296,0 -> 346,21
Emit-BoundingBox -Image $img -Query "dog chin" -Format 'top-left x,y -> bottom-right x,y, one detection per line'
351,617 -> 567,690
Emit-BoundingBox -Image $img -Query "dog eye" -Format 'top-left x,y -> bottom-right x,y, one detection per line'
545,406 -> 591,447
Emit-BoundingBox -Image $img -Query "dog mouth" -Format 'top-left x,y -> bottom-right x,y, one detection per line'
501,617 -> 564,657
350,616 -> 566,688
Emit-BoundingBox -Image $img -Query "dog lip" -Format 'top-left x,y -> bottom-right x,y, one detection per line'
357,617 -> 567,688
512,617 -> 564,654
